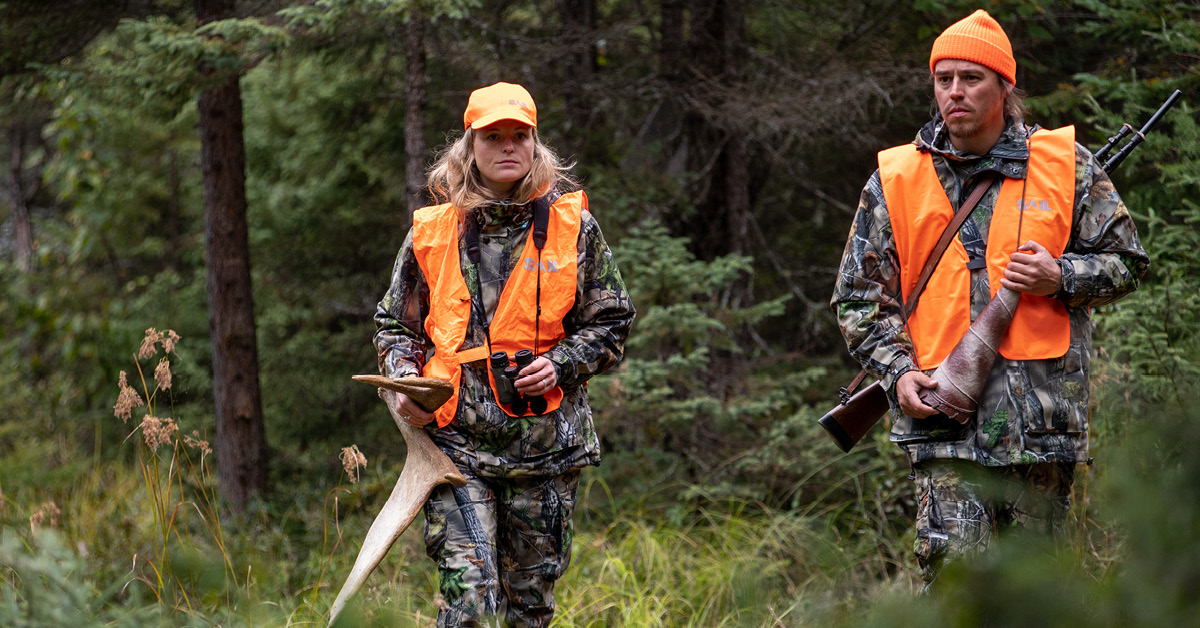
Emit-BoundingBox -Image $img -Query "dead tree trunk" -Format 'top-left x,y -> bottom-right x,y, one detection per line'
195,0 -> 268,513
8,122 -> 38,272
405,12 -> 428,219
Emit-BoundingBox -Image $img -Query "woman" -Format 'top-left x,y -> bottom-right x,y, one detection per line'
373,82 -> 635,627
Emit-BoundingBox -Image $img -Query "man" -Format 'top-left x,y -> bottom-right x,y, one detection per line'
830,9 -> 1148,587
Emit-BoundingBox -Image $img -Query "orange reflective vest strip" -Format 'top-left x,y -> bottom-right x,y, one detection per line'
879,126 -> 1075,368
411,191 -> 584,427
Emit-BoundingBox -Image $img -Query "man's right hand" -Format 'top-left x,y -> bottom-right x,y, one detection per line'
896,370 -> 940,418
390,392 -> 435,427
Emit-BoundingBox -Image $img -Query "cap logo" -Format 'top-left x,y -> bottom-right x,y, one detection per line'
464,82 -> 537,129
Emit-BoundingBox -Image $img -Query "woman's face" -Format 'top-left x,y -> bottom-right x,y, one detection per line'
472,120 -> 535,195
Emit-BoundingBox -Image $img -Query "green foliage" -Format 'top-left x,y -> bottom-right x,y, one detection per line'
0,529 -> 168,627
1044,0 -> 1200,442
3,0 -> 1200,625
111,16 -> 285,99
10,33 -> 214,444
279,0 -> 481,30
845,385 -> 1200,628
239,49 -> 412,447
1094,193 -> 1200,414
592,218 -> 794,498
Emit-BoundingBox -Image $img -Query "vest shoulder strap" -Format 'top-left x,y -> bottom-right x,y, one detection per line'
532,195 -> 550,250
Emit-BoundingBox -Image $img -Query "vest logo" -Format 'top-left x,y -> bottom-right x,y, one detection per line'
524,257 -> 560,273
1017,199 -> 1053,211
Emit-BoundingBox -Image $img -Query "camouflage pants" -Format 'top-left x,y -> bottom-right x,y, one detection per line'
422,469 -> 580,628
912,459 -> 1075,588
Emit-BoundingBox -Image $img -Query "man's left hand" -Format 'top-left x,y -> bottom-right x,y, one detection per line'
1002,240 -> 1061,296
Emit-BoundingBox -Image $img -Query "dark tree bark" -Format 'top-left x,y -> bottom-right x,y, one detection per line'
195,0 -> 268,513
405,13 -> 428,219
659,0 -> 685,84
722,136 -> 750,260
558,0 -> 596,134
7,122 -> 37,272
671,0 -> 751,263
714,0 -> 749,262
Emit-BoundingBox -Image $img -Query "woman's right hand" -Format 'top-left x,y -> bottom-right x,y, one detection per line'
390,392 -> 435,427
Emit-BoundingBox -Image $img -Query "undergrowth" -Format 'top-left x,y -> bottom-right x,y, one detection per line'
2,327 -> 1196,627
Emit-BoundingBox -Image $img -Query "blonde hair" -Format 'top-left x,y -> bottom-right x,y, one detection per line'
1002,80 -> 1029,123
427,128 -> 576,215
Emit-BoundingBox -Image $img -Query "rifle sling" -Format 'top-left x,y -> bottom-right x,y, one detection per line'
903,171 -> 999,318
843,171 -> 1000,397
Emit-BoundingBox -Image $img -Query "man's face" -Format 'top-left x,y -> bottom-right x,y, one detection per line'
933,59 -> 1009,152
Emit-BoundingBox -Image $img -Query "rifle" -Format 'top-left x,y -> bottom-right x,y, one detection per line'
819,89 -> 1184,453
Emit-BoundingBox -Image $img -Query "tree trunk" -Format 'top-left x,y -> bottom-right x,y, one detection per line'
723,137 -> 750,259
659,0 -> 685,84
558,0 -> 596,134
404,13 -> 428,219
673,0 -> 751,263
717,0 -> 749,261
195,0 -> 268,513
8,122 -> 36,272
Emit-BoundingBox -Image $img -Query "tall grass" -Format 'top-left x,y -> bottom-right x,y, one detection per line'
4,334 -> 1198,627
2,421 -> 1184,627
3,449 -> 908,627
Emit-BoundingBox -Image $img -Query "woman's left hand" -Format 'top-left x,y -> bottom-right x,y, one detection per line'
515,356 -> 558,396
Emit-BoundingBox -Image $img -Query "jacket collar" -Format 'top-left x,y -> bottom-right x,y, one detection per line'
476,200 -> 532,228
914,114 -> 1037,179
474,190 -> 561,230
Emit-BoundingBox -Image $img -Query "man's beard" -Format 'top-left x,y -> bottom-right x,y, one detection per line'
945,113 -> 983,140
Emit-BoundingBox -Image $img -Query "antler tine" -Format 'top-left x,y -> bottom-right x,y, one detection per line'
328,377 -> 465,626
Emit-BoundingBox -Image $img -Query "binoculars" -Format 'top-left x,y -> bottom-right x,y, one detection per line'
489,349 -> 548,416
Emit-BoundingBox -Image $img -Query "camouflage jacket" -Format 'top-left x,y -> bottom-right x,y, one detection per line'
374,191 -> 636,478
831,116 -> 1148,466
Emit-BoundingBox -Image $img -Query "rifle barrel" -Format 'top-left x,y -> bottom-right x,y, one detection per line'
1102,90 -> 1184,174
1094,126 -> 1132,160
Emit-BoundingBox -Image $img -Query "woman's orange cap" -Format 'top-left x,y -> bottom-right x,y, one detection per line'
929,9 -> 1016,85
463,82 -> 538,130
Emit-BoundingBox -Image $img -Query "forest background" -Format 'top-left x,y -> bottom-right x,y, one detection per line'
2,0 -> 1198,626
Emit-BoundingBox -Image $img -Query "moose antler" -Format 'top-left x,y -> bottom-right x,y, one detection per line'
328,376 -> 465,626
918,286 -> 1019,422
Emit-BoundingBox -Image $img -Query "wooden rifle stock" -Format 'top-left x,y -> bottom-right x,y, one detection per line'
817,380 -> 889,453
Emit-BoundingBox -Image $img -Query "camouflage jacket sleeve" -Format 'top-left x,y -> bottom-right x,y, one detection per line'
543,209 -> 636,390
1054,145 -> 1149,307
829,171 -> 918,392
373,229 -> 430,379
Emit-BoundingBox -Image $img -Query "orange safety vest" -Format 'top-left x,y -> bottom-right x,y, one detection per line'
411,191 -> 584,427
879,126 -> 1076,369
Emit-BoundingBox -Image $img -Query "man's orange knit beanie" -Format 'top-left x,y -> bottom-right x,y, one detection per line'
929,9 -> 1016,85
